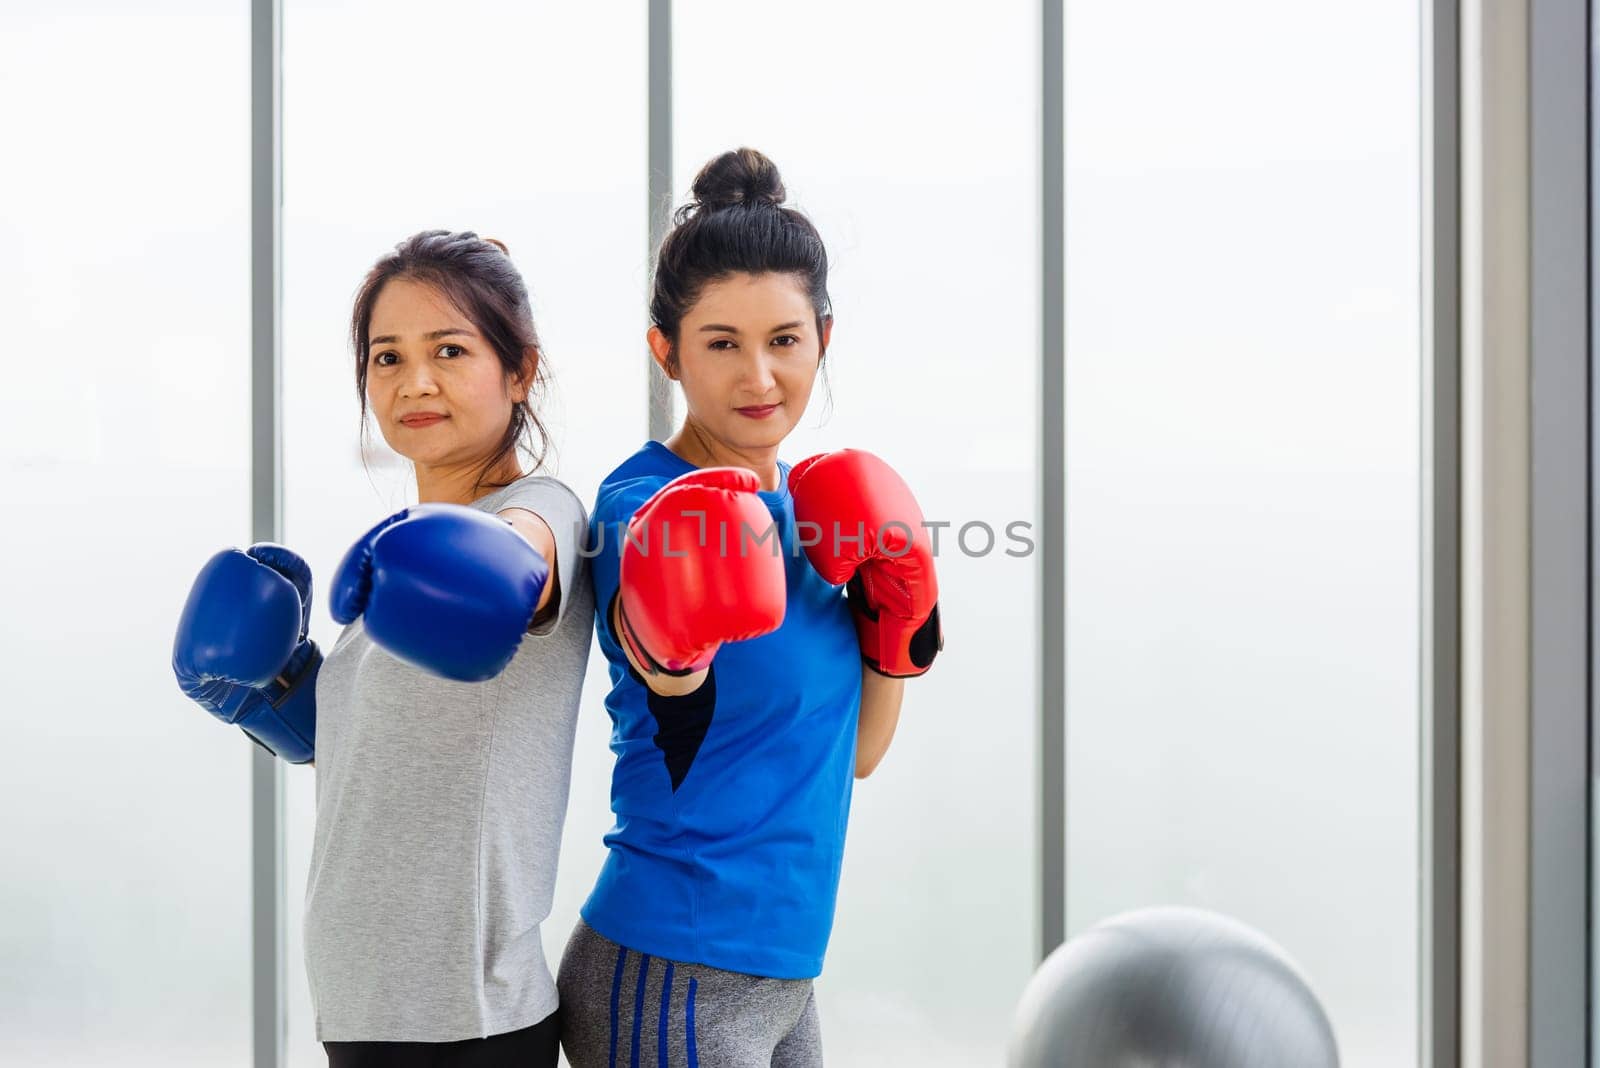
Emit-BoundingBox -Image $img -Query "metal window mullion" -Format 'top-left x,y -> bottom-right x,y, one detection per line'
1530,0 -> 1592,1063
250,0 -> 286,1064
648,0 -> 673,443
1040,0 -> 1067,962
1421,0 -> 1461,1065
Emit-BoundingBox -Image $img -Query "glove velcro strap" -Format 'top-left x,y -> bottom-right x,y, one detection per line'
613,592 -> 707,679
239,640 -> 322,764
847,575 -> 943,679
268,640 -> 322,709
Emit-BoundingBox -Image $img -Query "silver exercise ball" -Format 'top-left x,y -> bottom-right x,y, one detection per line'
1008,906 -> 1338,1068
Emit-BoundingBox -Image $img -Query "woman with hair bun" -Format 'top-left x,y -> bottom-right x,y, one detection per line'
174,231 -> 590,1066
558,149 -> 944,1067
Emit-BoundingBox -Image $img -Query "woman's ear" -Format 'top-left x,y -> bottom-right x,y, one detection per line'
820,315 -> 834,356
646,326 -> 676,380
512,346 -> 538,402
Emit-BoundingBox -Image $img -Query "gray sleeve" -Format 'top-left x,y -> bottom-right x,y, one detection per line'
490,477 -> 589,635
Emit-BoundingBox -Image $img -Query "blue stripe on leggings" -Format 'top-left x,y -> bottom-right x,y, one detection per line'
609,945 -> 627,1068
686,976 -> 699,1068
631,954 -> 651,1068
657,962 -> 675,1068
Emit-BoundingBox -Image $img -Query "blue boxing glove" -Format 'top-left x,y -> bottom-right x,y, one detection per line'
330,503 -> 550,682
172,544 -> 321,764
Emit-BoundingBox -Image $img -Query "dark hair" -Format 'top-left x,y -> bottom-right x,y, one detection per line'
650,148 -> 832,374
350,230 -> 551,494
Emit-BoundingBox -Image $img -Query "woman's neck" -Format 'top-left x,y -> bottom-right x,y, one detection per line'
664,420 -> 781,492
413,455 -> 524,506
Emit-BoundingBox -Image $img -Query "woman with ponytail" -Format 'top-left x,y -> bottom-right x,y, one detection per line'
175,231 -> 590,1066
558,150 -> 944,1067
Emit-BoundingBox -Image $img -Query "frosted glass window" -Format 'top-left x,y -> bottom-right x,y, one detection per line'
0,3 -> 253,1065
1063,3 -> 1422,1065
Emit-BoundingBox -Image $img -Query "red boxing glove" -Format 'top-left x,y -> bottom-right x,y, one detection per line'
789,449 -> 944,677
617,467 -> 787,676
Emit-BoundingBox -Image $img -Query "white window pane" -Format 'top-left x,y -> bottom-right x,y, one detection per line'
1063,3 -> 1421,1065
0,3 -> 253,1065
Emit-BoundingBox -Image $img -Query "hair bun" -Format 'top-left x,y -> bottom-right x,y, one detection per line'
690,147 -> 786,212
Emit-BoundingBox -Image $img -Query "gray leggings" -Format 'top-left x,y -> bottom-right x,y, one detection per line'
557,919 -> 822,1068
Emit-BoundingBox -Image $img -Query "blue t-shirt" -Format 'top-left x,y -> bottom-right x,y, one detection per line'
580,440 -> 863,979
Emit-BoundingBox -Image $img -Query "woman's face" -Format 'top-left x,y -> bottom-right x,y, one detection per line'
658,271 -> 829,454
365,277 -> 526,468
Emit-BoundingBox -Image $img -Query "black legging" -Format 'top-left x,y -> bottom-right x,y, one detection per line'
323,1009 -> 560,1068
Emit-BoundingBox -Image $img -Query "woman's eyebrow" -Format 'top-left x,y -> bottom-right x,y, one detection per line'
369,327 -> 476,346
696,321 -> 805,334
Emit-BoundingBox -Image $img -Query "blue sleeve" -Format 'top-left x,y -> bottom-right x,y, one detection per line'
589,475 -> 669,654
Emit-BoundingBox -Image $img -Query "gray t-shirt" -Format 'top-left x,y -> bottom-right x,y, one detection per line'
303,474 -> 593,1042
